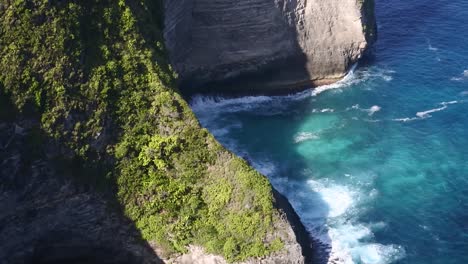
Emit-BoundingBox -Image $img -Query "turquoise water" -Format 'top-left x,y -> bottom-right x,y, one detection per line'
191,1 -> 468,263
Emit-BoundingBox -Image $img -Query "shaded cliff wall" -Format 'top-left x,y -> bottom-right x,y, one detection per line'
0,121 -> 163,264
164,0 -> 376,93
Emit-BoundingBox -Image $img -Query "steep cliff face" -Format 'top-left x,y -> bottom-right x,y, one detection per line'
164,0 -> 376,93
0,0 -> 308,263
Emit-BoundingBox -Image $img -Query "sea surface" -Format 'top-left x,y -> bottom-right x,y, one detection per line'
190,1 -> 468,263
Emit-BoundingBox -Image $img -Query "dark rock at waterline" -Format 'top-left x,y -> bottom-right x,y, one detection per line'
272,187 -> 315,264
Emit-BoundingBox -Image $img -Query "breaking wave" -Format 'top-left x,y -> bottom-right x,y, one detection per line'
267,169 -> 405,264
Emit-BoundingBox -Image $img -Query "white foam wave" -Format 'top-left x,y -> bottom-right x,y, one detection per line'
393,107 -> 446,122
426,38 -> 439,51
364,119 -> 382,123
416,106 -> 447,118
190,94 -> 273,114
307,65 -> 393,97
428,44 -> 438,51
346,104 -> 381,116
451,70 -> 468,81
393,100 -> 464,122
359,68 -> 395,83
392,117 -> 419,122
368,105 -> 382,116
328,225 -> 405,264
312,64 -> 359,96
294,132 -> 320,143
190,87 -> 315,119
312,108 -> 335,113
191,65 -> 394,122
350,104 -> 360,110
304,179 -> 405,264
440,100 -> 459,106
382,75 -> 393,82
308,180 -> 355,218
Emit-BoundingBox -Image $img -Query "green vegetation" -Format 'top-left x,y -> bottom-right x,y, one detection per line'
0,0 -> 283,261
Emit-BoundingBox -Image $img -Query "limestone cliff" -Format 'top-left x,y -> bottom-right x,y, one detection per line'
164,0 -> 376,93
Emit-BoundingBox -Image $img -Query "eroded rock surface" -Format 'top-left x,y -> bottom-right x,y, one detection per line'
164,0 -> 376,93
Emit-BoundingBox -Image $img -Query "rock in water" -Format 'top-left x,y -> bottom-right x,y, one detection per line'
164,0 -> 377,93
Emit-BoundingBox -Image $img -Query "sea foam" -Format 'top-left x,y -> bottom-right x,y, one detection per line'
426,38 -> 439,51
294,132 -> 320,143
312,64 -> 359,96
191,65 -> 392,120
416,106 -> 447,118
368,105 -> 382,116
393,100 -> 463,122
346,104 -> 382,117
450,70 -> 468,81
305,178 -> 405,264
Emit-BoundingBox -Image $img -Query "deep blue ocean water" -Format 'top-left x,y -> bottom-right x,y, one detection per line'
190,1 -> 468,263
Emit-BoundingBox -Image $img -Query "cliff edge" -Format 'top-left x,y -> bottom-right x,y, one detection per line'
164,0 -> 376,93
0,1 -> 308,263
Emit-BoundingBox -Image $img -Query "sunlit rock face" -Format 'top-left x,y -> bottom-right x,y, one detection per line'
164,0 -> 376,93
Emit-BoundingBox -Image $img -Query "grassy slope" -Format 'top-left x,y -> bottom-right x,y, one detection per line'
0,0 -> 283,261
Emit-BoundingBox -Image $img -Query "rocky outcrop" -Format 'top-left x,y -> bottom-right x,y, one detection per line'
164,187 -> 310,264
164,0 -> 376,94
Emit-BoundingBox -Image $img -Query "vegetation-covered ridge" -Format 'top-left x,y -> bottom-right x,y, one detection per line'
0,0 -> 284,261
